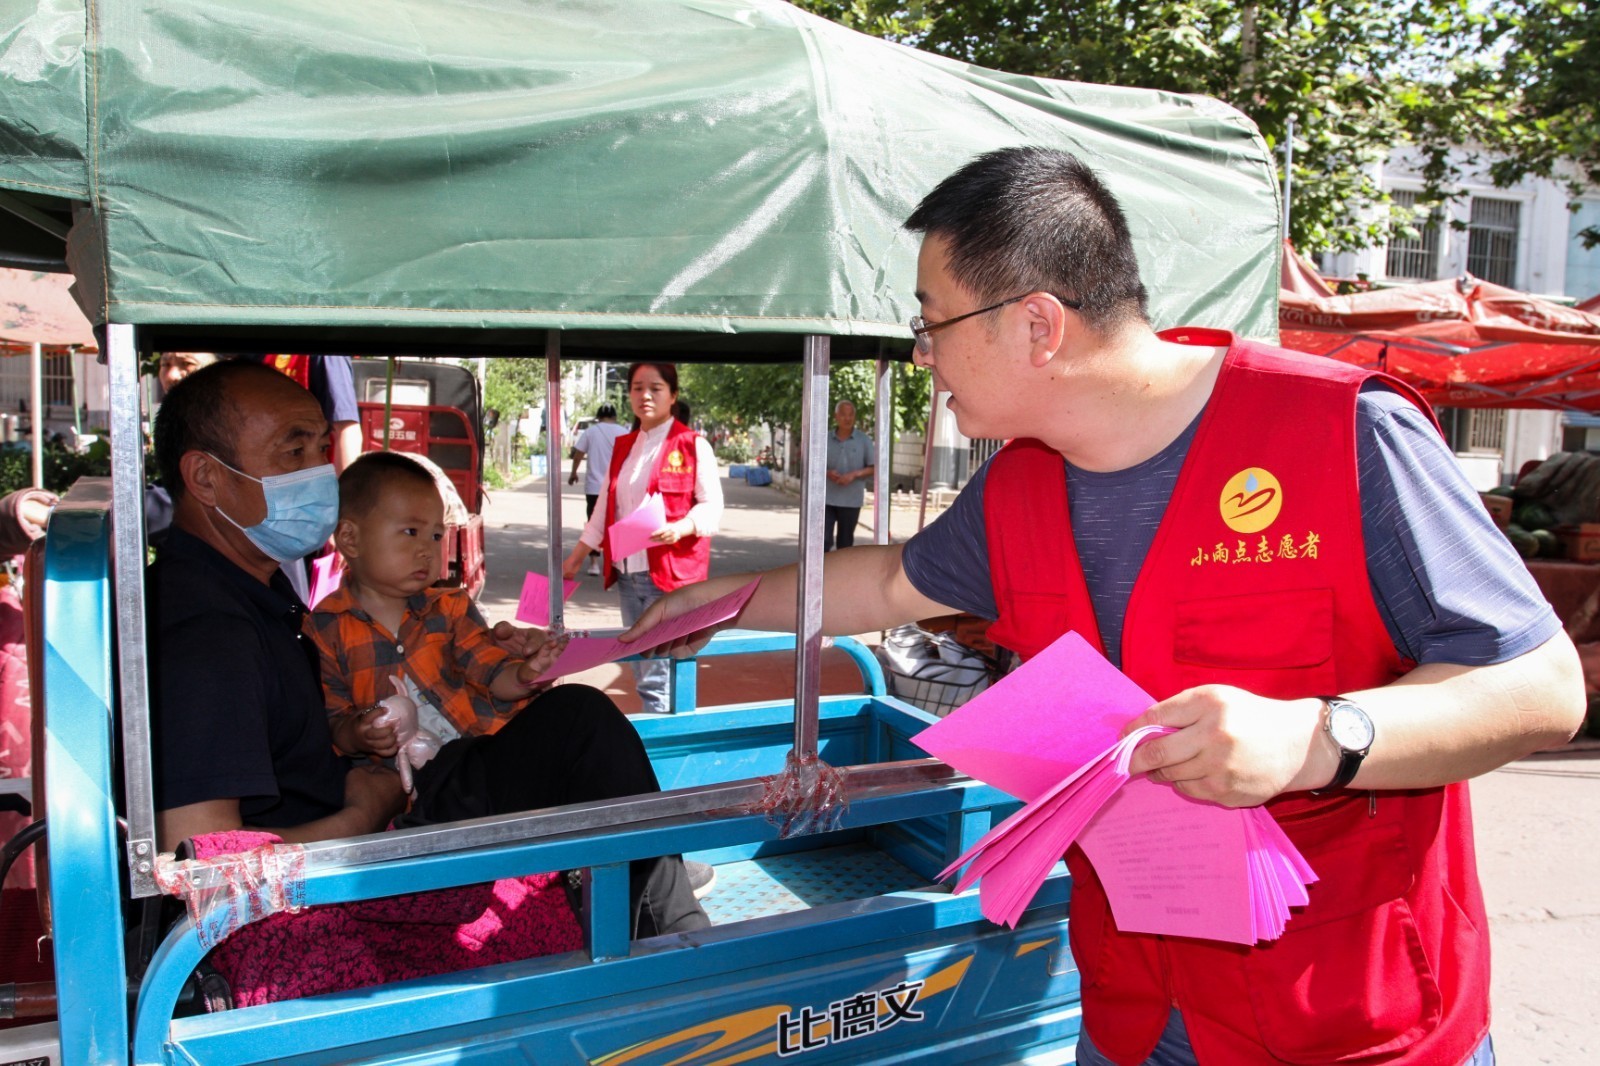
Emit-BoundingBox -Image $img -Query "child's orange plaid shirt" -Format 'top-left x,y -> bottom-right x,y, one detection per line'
305,584 -> 517,737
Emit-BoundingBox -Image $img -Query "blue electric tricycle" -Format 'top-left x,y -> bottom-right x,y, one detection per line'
0,2 -> 1281,1062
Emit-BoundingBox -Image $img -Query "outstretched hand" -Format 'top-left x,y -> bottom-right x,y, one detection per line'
561,542 -> 590,581
1120,685 -> 1327,808
492,619 -> 547,658
491,620 -> 569,691
513,627 -> 570,688
617,581 -> 728,657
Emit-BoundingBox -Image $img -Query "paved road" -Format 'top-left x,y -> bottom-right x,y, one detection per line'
1471,746 -> 1600,1063
479,469 -> 1600,1064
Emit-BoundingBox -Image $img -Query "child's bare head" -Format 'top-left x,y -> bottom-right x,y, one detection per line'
339,451 -> 438,522
336,452 -> 447,596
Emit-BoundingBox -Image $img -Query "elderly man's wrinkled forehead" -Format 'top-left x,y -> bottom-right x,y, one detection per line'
222,365 -> 328,449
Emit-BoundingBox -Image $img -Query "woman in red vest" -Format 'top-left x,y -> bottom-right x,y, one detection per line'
563,362 -> 722,714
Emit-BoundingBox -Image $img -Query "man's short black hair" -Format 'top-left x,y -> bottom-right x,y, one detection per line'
905,146 -> 1149,332
597,403 -> 617,419
338,451 -> 437,521
153,359 -> 282,503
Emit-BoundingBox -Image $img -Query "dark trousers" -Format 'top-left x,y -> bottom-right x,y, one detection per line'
584,494 -> 601,558
824,504 -> 861,552
403,684 -> 708,938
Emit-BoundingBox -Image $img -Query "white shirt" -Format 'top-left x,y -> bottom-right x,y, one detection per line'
575,420 -> 629,495
579,421 -> 723,573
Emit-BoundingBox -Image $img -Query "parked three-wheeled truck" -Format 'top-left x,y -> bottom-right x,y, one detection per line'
0,2 -> 1281,1062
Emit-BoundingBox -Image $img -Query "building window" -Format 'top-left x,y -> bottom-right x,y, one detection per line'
1566,199 -> 1600,301
1385,190 -> 1441,280
0,350 -> 77,411
1467,197 -> 1520,287
1439,407 -> 1507,455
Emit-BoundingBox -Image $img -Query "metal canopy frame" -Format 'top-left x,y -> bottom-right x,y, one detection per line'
111,322 -> 932,898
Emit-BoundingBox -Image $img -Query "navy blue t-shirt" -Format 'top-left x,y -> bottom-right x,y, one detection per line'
902,384 -> 1558,670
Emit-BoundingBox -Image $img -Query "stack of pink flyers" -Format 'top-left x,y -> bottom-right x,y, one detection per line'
913,631 -> 1316,944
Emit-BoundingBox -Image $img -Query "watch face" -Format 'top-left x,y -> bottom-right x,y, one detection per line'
1329,702 -> 1375,750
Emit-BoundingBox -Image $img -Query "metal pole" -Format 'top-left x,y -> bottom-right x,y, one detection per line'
381,356 -> 396,448
29,342 -> 43,487
873,353 -> 892,544
545,331 -> 565,630
794,335 -> 830,757
106,324 -> 159,896
72,350 -> 83,439
1280,114 -> 1297,243
917,388 -> 941,533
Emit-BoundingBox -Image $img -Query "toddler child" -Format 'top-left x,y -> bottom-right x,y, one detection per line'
306,451 -> 562,762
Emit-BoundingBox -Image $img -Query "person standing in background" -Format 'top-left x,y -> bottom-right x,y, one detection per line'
157,352 -> 218,396
562,363 -> 721,714
823,400 -> 874,552
567,404 -> 629,577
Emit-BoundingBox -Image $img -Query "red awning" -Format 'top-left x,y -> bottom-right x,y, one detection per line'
1277,243 -> 1600,411
0,267 -> 97,350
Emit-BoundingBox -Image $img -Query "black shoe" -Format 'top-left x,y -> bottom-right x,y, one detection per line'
686,860 -> 717,899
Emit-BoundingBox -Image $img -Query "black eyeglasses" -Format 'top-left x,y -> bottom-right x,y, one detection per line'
908,292 -> 1081,356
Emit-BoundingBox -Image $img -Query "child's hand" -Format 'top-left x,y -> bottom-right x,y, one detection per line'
352,705 -> 401,759
492,620 -> 550,659
513,628 -> 571,688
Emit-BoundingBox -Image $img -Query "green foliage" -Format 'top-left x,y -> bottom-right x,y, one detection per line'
794,0 -> 1600,256
715,437 -> 755,464
483,359 -> 545,428
1424,0 -> 1600,247
0,439 -> 113,496
678,360 -> 934,439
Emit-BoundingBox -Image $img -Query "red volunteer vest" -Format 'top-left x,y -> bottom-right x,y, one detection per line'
601,419 -> 711,593
984,330 -> 1489,1066
262,353 -> 312,389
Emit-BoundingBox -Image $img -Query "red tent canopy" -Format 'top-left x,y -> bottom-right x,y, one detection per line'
1277,242 -> 1600,411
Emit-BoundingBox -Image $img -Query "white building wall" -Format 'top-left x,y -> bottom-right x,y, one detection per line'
1321,147 -> 1600,483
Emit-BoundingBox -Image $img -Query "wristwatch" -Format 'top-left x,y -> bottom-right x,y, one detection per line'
1311,696 -> 1374,794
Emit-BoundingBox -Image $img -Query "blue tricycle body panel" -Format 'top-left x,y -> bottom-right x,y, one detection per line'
23,483 -> 1082,1066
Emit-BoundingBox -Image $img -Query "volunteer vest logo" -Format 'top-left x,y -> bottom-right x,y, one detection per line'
1218,467 -> 1282,534
664,448 -> 689,474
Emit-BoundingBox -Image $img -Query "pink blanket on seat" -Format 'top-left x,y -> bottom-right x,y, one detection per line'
191,830 -> 582,1007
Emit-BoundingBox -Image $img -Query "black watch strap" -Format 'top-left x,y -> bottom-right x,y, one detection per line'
1311,696 -> 1372,795
1322,746 -> 1364,793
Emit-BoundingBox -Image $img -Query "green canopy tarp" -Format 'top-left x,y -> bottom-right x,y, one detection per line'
0,0 -> 1281,353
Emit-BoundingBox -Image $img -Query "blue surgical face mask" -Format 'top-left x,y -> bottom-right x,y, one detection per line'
207,453 -> 339,563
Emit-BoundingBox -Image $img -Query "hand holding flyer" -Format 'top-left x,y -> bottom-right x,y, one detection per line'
514,571 -> 579,626
532,578 -> 760,682
913,630 -> 1315,943
607,492 -> 667,561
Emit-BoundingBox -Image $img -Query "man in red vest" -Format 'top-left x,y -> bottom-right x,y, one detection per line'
630,147 -> 1585,1065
